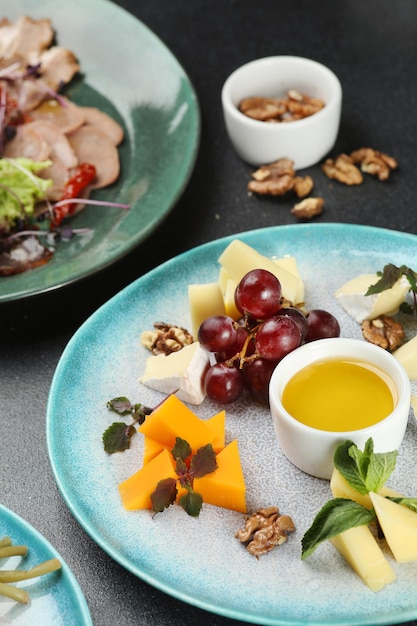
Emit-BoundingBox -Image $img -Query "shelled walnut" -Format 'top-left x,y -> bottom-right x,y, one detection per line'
361,314 -> 405,352
248,158 -> 313,197
239,90 -> 324,123
141,322 -> 193,355
322,153 -> 363,185
291,197 -> 324,219
350,147 -> 398,181
235,506 -> 295,558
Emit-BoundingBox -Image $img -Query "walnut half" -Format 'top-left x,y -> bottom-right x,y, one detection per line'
361,314 -> 405,352
141,322 -> 193,355
235,506 -> 296,558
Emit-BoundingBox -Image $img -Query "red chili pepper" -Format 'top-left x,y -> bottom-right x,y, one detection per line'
53,162 -> 97,226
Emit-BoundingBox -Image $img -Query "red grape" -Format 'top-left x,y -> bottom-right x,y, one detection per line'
198,315 -> 237,352
242,358 -> 276,403
275,306 -> 308,341
234,269 -> 282,320
216,325 -> 249,361
204,362 -> 244,404
305,309 -> 341,341
255,315 -> 302,361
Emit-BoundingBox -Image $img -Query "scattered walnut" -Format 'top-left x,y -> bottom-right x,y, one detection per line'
361,314 -> 405,352
291,197 -> 324,219
322,153 -> 363,185
239,90 -> 325,123
235,506 -> 295,558
350,147 -> 398,181
141,322 -> 193,355
248,158 -> 314,198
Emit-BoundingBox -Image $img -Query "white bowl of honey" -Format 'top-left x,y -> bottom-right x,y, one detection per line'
269,337 -> 411,479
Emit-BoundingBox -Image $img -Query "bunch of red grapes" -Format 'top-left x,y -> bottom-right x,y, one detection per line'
198,269 -> 340,405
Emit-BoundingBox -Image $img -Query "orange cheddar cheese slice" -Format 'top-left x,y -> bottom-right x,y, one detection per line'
139,394 -> 215,450
193,439 -> 246,513
118,448 -> 177,510
142,409 -> 226,465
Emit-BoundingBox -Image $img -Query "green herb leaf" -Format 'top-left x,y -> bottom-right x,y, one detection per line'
387,496 -> 417,513
107,397 -> 135,416
179,490 -> 203,517
365,264 -> 403,295
150,477 -> 178,513
190,443 -> 218,478
301,498 -> 375,559
172,437 -> 192,462
333,439 -> 397,495
102,422 -> 136,454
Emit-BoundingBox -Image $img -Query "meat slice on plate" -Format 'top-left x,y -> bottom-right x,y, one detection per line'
3,123 -> 50,161
79,107 -> 124,145
29,46 -> 80,92
29,97 -> 86,132
0,16 -> 54,60
68,125 -> 120,188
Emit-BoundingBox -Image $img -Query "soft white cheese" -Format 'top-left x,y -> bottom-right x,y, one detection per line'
139,341 -> 209,405
335,273 -> 409,323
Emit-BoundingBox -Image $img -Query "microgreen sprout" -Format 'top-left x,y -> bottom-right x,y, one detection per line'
102,397 -> 153,454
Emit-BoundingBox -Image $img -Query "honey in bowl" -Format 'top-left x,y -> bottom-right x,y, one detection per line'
281,358 -> 396,432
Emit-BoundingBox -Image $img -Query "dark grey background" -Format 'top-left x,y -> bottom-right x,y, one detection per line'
2,1 -> 417,625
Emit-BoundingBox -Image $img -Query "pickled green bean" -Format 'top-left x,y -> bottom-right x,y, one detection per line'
0,581 -> 30,604
0,558 -> 61,582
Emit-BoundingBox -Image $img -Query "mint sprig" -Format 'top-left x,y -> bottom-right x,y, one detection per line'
301,438 -> 398,559
150,437 -> 218,517
333,439 -> 397,495
301,498 -> 375,559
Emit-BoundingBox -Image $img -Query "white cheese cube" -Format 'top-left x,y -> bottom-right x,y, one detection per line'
335,273 -> 409,323
188,282 -> 226,339
139,342 -> 209,405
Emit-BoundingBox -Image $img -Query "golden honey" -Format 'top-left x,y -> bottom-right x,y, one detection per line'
282,359 -> 395,432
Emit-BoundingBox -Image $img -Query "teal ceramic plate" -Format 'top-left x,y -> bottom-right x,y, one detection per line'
0,504 -> 92,626
47,224 -> 417,625
0,0 -> 199,303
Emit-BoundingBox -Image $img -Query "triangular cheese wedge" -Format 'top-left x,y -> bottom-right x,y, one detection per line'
370,491 -> 417,562
330,525 -> 396,592
330,468 -> 402,509
193,439 -> 246,513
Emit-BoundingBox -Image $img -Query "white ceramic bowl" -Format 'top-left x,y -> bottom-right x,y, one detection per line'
269,338 -> 410,479
221,55 -> 342,169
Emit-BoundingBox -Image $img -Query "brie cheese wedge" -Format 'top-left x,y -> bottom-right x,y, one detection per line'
335,273 -> 409,323
139,341 -> 209,405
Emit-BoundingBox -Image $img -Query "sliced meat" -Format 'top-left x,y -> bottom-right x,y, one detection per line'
31,46 -> 80,91
21,120 -> 78,200
79,107 -> 124,145
0,16 -> 54,61
3,124 -> 50,161
25,120 -> 77,168
67,125 -> 120,189
29,97 -> 86,132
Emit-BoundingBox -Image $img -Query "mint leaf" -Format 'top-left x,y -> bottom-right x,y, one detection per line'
301,498 -> 375,559
387,497 -> 417,513
102,422 -> 136,453
333,439 -> 397,495
179,490 -> 203,517
172,437 -> 192,462
151,478 -> 178,513
190,444 -> 217,479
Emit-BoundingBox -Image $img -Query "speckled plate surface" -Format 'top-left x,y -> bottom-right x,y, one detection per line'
0,504 -> 92,626
47,224 -> 417,625
0,0 -> 199,303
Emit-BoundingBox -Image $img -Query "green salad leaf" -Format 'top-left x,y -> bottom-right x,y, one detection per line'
0,157 -> 52,228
